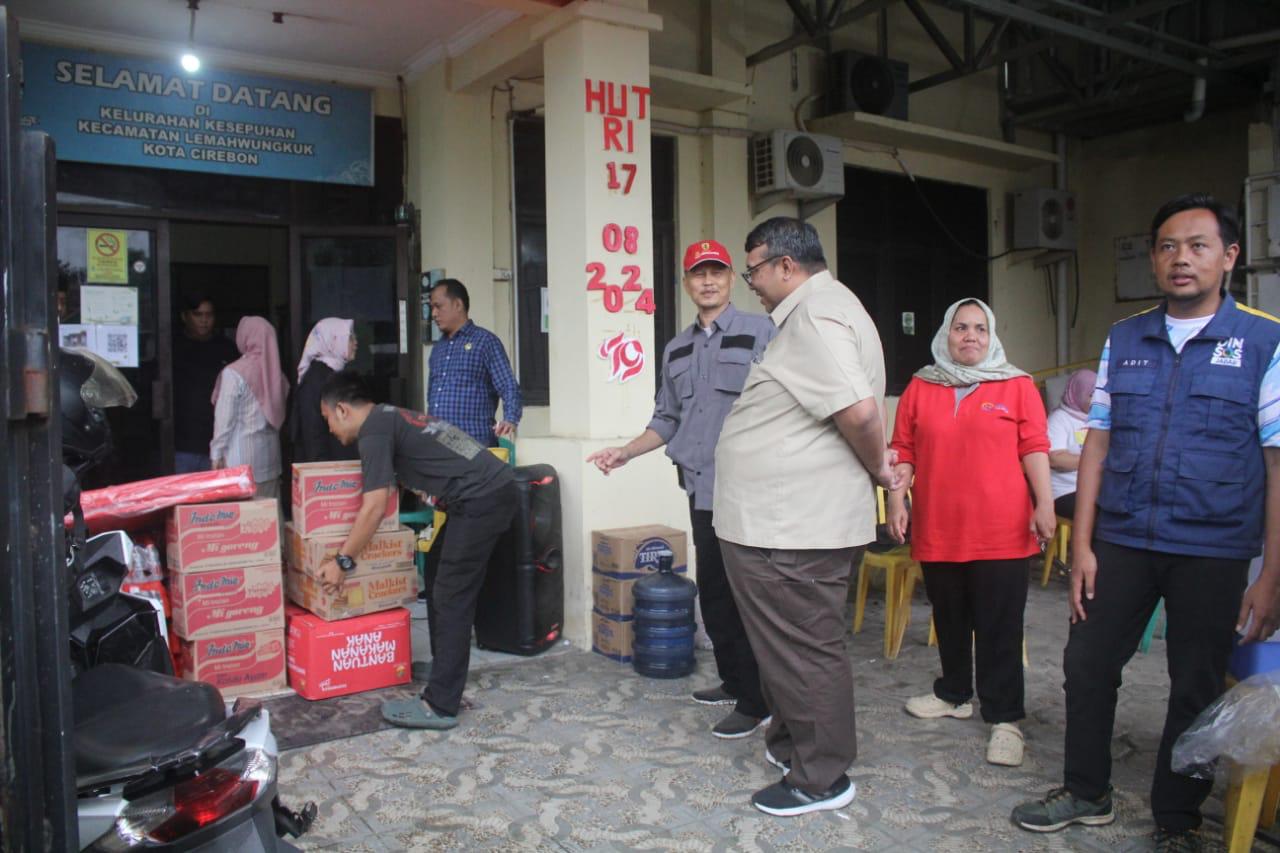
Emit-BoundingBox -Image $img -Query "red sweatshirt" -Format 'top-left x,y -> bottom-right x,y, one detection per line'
891,376 -> 1049,563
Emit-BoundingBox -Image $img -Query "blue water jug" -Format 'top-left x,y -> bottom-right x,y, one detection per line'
632,551 -> 697,679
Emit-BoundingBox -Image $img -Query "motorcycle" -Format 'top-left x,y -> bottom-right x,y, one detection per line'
61,348 -> 314,851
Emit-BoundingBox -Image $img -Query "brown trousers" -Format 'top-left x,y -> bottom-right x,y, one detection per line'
718,540 -> 863,793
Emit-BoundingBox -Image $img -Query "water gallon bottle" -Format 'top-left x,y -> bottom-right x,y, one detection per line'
632,551 -> 698,679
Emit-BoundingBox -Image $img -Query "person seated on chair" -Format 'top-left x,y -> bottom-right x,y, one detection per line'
1046,368 -> 1097,518
886,298 -> 1054,769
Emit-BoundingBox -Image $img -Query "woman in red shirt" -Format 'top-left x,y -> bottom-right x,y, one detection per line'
888,298 -> 1055,768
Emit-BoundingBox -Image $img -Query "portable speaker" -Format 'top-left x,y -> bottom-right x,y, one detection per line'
475,464 -> 563,655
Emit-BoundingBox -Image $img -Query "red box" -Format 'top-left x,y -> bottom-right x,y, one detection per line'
291,462 -> 400,537
286,605 -> 411,700
175,626 -> 287,699
166,499 -> 280,573
169,562 -> 285,640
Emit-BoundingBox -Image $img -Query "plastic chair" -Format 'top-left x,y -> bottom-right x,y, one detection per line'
853,487 -> 919,659
1041,516 -> 1071,586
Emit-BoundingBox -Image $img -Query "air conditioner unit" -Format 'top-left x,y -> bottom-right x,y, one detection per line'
1012,189 -> 1078,251
826,50 -> 909,120
752,130 -> 844,200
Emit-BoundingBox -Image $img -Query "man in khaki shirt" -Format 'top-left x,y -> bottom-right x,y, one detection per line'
714,216 -> 898,817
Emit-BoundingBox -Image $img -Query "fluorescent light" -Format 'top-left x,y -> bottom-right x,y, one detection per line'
180,52 -> 200,73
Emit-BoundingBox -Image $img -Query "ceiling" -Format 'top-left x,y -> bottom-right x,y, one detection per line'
4,0 -> 570,86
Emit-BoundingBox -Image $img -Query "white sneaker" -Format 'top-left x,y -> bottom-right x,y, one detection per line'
986,722 -> 1025,766
904,693 -> 974,720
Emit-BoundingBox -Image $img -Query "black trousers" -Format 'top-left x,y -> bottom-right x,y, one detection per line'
1063,539 -> 1248,832
419,482 -> 518,717
692,501 -> 767,718
921,558 -> 1028,723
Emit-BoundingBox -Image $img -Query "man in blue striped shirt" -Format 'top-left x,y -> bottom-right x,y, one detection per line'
427,279 -> 522,447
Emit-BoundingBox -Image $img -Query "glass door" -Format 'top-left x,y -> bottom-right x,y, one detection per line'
289,227 -> 412,409
56,215 -> 171,485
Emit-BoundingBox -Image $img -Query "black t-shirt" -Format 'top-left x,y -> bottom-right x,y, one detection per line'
357,405 -> 513,506
172,332 -> 240,453
290,363 -> 359,464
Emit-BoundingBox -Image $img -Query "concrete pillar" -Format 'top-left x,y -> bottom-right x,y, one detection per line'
522,1 -> 688,647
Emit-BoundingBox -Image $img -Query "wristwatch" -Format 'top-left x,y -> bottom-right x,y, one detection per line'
335,553 -> 357,573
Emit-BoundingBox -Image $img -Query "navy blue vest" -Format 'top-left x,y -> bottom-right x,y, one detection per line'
1095,294 -> 1280,559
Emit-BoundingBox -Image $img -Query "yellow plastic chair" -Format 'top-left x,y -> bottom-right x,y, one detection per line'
414,447 -> 507,555
1041,516 -> 1071,586
853,487 -> 919,659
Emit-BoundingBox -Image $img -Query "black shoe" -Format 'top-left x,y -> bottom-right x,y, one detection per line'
1153,828 -> 1202,852
691,685 -> 736,705
1011,786 -> 1115,832
751,775 -> 856,816
712,711 -> 771,739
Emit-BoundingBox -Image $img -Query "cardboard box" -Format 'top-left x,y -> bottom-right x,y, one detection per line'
284,523 -> 416,579
285,565 -> 418,621
291,462 -> 400,537
286,605 -> 411,700
592,609 -> 633,663
591,525 -> 687,576
166,499 -> 281,573
592,564 -> 689,618
169,562 -> 285,640
175,626 -> 287,698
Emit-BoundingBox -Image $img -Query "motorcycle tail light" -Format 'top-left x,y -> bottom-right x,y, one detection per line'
147,768 -> 257,842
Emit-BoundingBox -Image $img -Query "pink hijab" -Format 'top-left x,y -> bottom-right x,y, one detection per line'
1060,368 -> 1097,417
212,316 -> 289,430
297,317 -> 354,382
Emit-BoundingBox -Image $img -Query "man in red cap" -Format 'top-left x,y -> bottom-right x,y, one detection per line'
588,239 -> 776,738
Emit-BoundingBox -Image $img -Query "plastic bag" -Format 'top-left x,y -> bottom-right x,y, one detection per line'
68,465 -> 256,534
1172,669 -> 1280,779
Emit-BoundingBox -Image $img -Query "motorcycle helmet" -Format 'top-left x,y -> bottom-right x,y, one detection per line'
60,347 -> 136,472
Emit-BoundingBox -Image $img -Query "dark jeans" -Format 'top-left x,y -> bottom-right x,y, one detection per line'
921,558 -> 1029,723
419,482 -> 518,717
1054,492 -> 1076,518
1063,539 -> 1248,832
692,501 -> 767,718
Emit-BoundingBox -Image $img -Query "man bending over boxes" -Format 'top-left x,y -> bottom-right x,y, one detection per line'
318,370 -> 517,730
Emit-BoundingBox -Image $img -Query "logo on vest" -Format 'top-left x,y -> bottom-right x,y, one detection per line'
1118,358 -> 1154,368
1211,337 -> 1244,368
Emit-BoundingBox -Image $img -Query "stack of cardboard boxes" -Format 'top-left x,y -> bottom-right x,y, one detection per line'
283,462 -> 416,700
166,498 -> 287,698
591,525 -> 687,663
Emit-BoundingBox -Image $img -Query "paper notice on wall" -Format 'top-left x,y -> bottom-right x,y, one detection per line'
81,285 -> 138,325
58,324 -> 96,351
85,229 -> 129,283
541,287 -> 549,333
399,299 -> 408,354
1115,234 -> 1158,301
95,325 -> 139,368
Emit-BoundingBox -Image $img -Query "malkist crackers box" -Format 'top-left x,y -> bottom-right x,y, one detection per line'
592,608 -> 633,663
286,605 -> 411,700
170,561 -> 285,640
291,461 -> 400,537
285,565 -> 418,621
284,522 -> 415,579
591,525 -> 687,576
175,626 -> 287,698
166,499 -> 280,573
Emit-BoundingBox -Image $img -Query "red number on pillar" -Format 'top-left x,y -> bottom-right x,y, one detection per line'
605,162 -> 638,194
602,224 -> 622,253
602,285 -> 624,312
586,262 -> 606,290
606,162 -> 622,192
634,288 -> 656,315
620,265 -> 642,292
623,226 -> 639,254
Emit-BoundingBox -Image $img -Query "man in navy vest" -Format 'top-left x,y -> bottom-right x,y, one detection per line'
1013,194 -> 1280,851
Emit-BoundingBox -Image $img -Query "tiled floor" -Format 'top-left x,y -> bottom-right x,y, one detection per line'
276,570 -> 1279,852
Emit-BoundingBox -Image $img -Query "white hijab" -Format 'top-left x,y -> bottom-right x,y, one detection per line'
914,298 -> 1028,387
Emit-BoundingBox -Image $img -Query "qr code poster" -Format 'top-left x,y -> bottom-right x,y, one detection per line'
95,324 -> 139,368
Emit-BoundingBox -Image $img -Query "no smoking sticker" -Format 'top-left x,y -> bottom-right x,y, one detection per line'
85,228 -> 129,283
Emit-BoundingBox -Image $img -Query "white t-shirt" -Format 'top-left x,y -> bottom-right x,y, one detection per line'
1046,406 -> 1088,499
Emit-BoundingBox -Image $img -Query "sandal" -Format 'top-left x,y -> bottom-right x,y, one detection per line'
381,698 -> 458,730
987,722 -> 1025,766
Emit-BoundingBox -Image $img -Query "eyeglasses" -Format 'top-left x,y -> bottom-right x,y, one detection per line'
741,255 -> 783,286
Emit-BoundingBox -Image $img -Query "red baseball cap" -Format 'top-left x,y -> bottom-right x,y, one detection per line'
682,239 -> 733,272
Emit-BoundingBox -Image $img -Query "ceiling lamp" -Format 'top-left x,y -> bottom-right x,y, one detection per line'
180,0 -> 201,73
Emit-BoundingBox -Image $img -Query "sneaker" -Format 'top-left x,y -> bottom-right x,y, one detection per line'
712,711 -> 771,739
691,685 -> 737,705
751,775 -> 856,817
904,694 -> 974,720
765,748 -> 790,773
986,722 -> 1025,766
1153,828 -> 1202,852
1011,786 -> 1115,832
